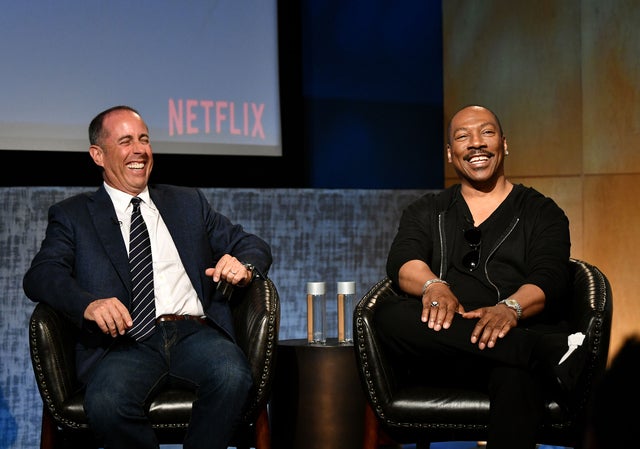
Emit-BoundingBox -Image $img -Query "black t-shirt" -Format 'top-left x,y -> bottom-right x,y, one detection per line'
446,189 -> 514,310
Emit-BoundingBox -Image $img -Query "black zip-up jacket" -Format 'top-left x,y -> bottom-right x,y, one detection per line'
386,183 -> 572,325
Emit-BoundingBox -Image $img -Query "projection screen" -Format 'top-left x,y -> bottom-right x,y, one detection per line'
0,0 -> 281,156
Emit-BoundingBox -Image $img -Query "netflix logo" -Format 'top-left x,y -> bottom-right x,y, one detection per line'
168,98 -> 265,139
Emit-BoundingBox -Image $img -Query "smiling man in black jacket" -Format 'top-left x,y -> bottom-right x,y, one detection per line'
374,105 -> 584,449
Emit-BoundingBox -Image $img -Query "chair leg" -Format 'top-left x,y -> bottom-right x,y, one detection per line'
40,407 -> 58,449
363,402 -> 422,449
379,429 -> 402,449
363,401 -> 380,449
253,406 -> 271,449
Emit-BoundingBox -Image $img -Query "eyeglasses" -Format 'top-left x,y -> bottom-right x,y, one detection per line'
462,227 -> 481,271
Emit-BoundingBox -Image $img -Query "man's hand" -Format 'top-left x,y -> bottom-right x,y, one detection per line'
84,297 -> 133,337
421,283 -> 464,331
462,304 -> 518,349
205,254 -> 252,286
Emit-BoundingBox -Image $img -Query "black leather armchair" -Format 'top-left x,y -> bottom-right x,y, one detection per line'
29,276 -> 280,449
354,258 -> 612,449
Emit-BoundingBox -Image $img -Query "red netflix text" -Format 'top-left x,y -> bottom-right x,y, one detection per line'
168,98 -> 265,139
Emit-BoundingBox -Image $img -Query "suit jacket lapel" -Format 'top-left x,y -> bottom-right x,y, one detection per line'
88,186 -> 131,292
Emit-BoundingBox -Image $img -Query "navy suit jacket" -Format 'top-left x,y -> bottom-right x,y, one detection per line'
24,184 -> 272,381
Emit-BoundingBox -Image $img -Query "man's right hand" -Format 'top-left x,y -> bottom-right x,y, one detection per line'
84,298 -> 133,337
421,283 -> 464,331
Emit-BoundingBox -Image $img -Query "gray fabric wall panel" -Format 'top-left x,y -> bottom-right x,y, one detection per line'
0,186 -> 431,447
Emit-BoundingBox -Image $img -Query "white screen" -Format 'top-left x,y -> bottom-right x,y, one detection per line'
0,0 -> 281,156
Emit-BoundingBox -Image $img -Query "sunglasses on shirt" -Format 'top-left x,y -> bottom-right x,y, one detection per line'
462,227 -> 481,271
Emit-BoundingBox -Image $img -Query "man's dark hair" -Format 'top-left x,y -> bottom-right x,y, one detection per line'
447,104 -> 504,144
88,105 -> 140,145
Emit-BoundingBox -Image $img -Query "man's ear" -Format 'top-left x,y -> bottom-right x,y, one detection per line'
89,145 -> 104,167
446,145 -> 452,163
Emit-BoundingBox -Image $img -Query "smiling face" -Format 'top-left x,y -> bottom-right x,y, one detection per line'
89,108 -> 153,196
446,105 -> 508,189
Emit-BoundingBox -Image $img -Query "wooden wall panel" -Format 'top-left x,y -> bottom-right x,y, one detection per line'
442,0 -> 582,181
582,2 -> 640,174
583,174 -> 640,357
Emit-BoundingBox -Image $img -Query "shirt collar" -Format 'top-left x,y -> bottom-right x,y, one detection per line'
103,182 -> 154,214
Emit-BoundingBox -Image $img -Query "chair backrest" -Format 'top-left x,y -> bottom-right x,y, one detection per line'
29,276 -> 280,447
353,258 -> 613,447
564,258 -> 613,426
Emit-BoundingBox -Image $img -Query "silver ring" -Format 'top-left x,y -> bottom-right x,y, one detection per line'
230,270 -> 237,275
430,301 -> 439,307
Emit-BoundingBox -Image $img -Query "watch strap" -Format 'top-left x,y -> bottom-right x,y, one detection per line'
498,298 -> 522,320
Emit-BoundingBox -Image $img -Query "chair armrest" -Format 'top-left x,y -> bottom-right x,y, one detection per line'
354,277 -> 402,411
29,302 -> 79,418
229,276 -> 280,421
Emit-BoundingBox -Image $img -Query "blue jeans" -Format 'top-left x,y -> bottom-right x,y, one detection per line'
84,320 -> 253,449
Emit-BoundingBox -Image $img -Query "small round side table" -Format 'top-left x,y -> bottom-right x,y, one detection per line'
270,338 -> 366,449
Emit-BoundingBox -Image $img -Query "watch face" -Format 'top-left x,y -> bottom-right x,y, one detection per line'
503,298 -> 522,319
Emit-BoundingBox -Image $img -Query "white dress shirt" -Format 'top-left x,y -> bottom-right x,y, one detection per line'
104,183 -> 204,317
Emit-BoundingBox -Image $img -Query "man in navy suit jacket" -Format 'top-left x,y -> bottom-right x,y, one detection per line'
23,105 -> 273,449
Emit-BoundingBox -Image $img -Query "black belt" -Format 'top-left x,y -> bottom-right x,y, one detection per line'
156,314 -> 208,325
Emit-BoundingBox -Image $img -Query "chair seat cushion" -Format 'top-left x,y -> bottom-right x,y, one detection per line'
383,385 -> 569,429
385,386 -> 490,424
55,389 -> 195,430
148,389 -> 195,425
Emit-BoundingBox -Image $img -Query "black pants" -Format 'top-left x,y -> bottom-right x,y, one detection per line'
373,296 -> 565,449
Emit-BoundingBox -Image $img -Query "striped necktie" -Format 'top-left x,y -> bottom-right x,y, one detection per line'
127,197 -> 156,341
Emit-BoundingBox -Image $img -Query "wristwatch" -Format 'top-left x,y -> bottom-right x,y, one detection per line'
242,262 -> 256,280
498,298 -> 522,320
